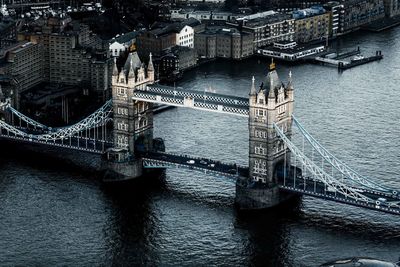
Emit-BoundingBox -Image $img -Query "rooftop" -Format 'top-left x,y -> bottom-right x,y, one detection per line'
113,31 -> 141,44
235,11 -> 293,27
292,6 -> 327,19
259,42 -> 325,55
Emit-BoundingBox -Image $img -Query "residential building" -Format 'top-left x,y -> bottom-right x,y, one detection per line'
343,0 -> 385,32
159,46 -> 197,80
0,41 -> 45,107
0,16 -> 112,106
136,29 -> 177,58
0,18 -> 16,49
195,31 -> 217,58
271,0 -> 334,10
383,0 -> 400,17
293,6 -> 331,43
170,9 -> 245,24
227,11 -> 295,48
324,2 -> 345,37
176,25 -> 194,48
137,22 -> 195,58
197,28 -> 254,60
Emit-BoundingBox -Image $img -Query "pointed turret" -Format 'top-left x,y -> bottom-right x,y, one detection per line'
147,53 -> 155,82
112,58 -> 119,85
250,76 -> 257,95
286,70 -> 294,104
112,57 -> 118,76
148,53 -> 154,72
287,70 -> 293,91
268,77 -> 275,99
267,73 -> 276,110
127,57 -> 136,86
137,63 -> 145,82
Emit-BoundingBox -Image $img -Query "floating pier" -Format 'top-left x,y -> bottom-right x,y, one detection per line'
310,49 -> 383,71
338,51 -> 383,70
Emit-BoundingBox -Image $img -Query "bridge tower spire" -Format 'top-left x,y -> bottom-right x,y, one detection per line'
236,62 -> 295,210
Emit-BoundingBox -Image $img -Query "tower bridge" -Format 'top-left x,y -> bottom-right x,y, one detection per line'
0,52 -> 399,216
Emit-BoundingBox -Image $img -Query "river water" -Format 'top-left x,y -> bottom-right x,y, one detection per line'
1,28 -> 400,266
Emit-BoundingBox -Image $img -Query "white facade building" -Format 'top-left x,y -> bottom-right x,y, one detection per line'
109,31 -> 140,57
176,25 -> 194,48
109,41 -> 126,57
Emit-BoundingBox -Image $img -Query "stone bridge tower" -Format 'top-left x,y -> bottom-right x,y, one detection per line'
236,61 -> 294,210
107,52 -> 155,165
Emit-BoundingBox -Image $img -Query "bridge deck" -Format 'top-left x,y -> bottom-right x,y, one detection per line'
142,151 -> 248,179
0,134 -> 112,154
279,176 -> 400,215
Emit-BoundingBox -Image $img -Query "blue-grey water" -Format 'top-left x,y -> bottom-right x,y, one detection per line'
1,28 -> 400,266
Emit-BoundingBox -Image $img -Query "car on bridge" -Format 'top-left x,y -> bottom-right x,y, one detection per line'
186,160 -> 195,164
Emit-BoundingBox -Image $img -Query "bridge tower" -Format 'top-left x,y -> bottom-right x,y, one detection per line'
235,61 -> 295,210
105,52 -> 155,181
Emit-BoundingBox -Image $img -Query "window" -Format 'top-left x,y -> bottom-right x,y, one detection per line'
253,159 -> 267,175
117,87 -> 126,96
255,145 -> 266,155
117,135 -> 128,147
255,130 -> 267,138
117,107 -> 128,115
117,122 -> 128,131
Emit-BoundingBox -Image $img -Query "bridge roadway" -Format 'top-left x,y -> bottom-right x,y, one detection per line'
142,151 -> 249,179
142,154 -> 400,215
279,175 -> 400,215
132,85 -> 250,117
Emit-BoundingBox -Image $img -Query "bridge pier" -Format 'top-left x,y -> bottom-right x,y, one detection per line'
103,157 -> 143,182
235,181 -> 281,210
235,178 -> 296,210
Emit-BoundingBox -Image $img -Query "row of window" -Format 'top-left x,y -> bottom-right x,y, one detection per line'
117,122 -> 128,131
255,145 -> 266,155
179,33 -> 193,40
117,135 -> 128,147
278,105 -> 286,114
117,107 -> 128,115
255,130 -> 267,139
